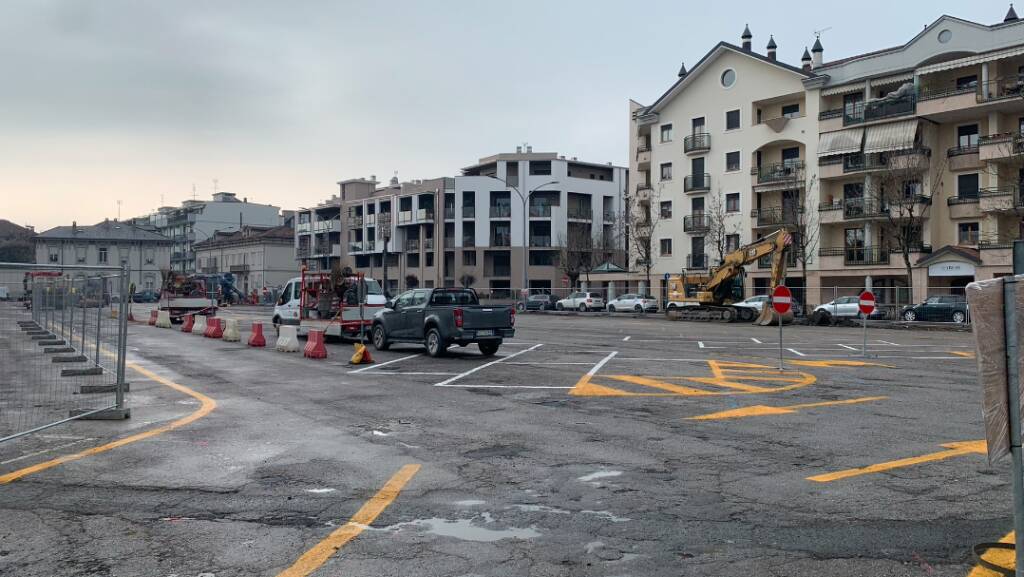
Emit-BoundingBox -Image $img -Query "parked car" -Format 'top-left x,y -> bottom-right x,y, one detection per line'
900,295 -> 969,323
132,290 -> 160,303
522,294 -> 558,311
606,294 -> 658,313
732,295 -> 770,312
371,288 -> 515,357
815,296 -> 885,319
555,291 -> 606,312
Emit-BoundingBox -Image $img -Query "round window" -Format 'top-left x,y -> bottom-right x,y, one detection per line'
938,29 -> 952,43
721,69 -> 736,88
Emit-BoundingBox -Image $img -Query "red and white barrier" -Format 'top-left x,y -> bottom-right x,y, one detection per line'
275,325 -> 300,352
204,318 -> 223,339
248,322 -> 266,347
148,310 -> 158,326
155,310 -> 172,329
222,319 -> 240,342
181,314 -> 195,333
303,329 -> 327,359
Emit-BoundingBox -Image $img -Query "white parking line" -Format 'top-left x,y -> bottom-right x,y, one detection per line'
622,336 -> 631,341
0,438 -> 97,465
433,344 -> 544,387
438,384 -> 574,389
787,348 -> 806,357
838,344 -> 858,351
698,341 -> 705,349
751,337 -> 762,344
504,361 -> 594,365
349,354 -> 420,374
877,340 -> 900,346
583,350 -> 619,377
614,357 -> 708,362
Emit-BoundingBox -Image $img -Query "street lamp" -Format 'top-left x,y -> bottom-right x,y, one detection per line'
483,176 -> 559,304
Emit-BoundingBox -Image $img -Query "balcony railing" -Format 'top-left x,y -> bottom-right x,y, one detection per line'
462,206 -> 476,219
819,108 -> 843,120
948,194 -> 980,205
683,214 -> 710,233
567,207 -> 592,220
444,236 -> 455,247
490,205 -> 512,218
947,144 -> 980,157
423,238 -> 435,250
491,235 -> 511,247
347,216 -> 363,227
603,211 -> 616,222
751,206 -> 802,227
818,201 -> 843,212
348,243 -> 363,254
758,251 -> 798,269
819,246 -> 890,266
684,173 -> 711,193
462,235 -> 476,247
684,133 -> 711,154
843,96 -> 916,126
405,239 -> 420,251
489,265 -> 512,277
752,161 -> 804,184
296,246 -> 311,258
529,236 -> 552,247
529,204 -> 553,217
842,198 -> 887,219
686,254 -> 708,270
979,77 -> 1024,102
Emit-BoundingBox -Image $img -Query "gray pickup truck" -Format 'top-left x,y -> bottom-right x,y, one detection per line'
370,288 -> 515,357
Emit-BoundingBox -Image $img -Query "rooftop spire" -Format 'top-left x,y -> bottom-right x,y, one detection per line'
766,35 -> 777,49
801,47 -> 811,61
677,61 -> 687,77
812,36 -> 824,53
1006,3 -> 1019,22
741,24 -> 752,39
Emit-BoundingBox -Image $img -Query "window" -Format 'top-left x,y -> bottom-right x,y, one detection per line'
903,180 -> 922,199
957,124 -> 979,148
529,161 -> 551,176
660,124 -> 673,143
958,173 -> 980,198
407,253 -> 419,268
725,109 -> 740,130
660,162 -> 673,181
660,201 -> 672,219
956,75 -> 978,91
425,252 -> 434,267
726,193 -> 740,213
844,92 -> 863,119
463,251 -> 476,266
721,69 -> 736,88
958,222 -> 980,245
98,247 -> 108,264
692,117 -> 705,133
781,103 -> 800,118
781,147 -> 801,167
725,151 -> 741,172
529,251 -> 555,266
659,238 -> 673,256
48,247 -> 59,263
726,234 -> 740,252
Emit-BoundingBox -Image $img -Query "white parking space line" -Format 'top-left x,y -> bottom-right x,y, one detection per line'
433,344 -> 544,387
437,384 -> 574,389
583,350 -> 619,377
877,340 -> 900,346
787,348 -> 807,357
698,341 -> 705,349
386,372 -> 458,376
349,354 -> 420,374
751,337 -> 762,344
504,361 -> 595,365
838,344 -> 858,351
622,336 -> 631,341
0,438 -> 97,465
615,357 -> 709,362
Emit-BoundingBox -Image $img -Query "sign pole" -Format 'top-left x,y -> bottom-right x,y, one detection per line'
858,291 -> 875,359
862,312 -> 868,358
779,313 -> 784,371
772,285 -> 791,372
1004,276 -> 1024,577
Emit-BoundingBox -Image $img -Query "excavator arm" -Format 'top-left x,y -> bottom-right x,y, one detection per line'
705,229 -> 792,300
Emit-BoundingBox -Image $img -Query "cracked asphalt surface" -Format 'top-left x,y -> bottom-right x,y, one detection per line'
0,308 -> 1007,576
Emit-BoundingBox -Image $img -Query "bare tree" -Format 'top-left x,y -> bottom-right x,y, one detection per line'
792,175 -> 821,290
704,188 -> 741,265
557,225 -> 593,289
624,185 -> 664,292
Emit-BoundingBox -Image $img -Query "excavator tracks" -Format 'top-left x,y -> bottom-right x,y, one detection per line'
667,306 -> 756,323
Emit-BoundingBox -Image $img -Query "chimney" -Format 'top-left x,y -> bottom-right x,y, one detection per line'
811,36 -> 824,68
72,221 -> 77,235
741,24 -> 752,51
766,35 -> 777,61
526,145 -> 533,153
801,47 -> 812,72
516,145 -> 522,153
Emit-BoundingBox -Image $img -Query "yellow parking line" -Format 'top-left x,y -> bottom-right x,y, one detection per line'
0,361 -> 216,485
276,464 -> 421,577
687,396 -> 887,421
950,351 -> 976,358
807,440 -> 986,483
968,531 -> 1014,576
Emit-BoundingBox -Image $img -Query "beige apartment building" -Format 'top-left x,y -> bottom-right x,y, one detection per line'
630,7 -> 1024,306
193,225 -> 296,294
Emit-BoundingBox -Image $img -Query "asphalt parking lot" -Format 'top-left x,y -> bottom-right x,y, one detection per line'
0,306 -> 1009,577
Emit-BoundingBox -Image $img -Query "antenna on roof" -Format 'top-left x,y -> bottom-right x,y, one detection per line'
213,178 -> 219,195
116,200 -> 122,221
813,26 -> 832,39
192,183 -> 197,201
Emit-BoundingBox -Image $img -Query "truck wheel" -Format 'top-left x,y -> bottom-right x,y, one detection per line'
272,316 -> 281,336
425,328 -> 447,357
372,324 -> 390,351
479,341 -> 501,356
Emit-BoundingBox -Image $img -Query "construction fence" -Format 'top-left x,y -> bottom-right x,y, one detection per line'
0,263 -> 130,444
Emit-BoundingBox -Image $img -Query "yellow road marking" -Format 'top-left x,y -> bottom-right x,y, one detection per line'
0,361 -> 217,485
572,360 -> 817,397
607,375 -> 718,396
968,531 -> 1014,576
276,464 -> 421,577
807,440 -> 986,483
951,351 -> 976,358
687,396 -> 888,421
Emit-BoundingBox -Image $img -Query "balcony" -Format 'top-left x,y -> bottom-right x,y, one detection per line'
842,96 -> 916,126
490,205 -> 512,219
529,204 -> 553,218
757,250 -> 798,269
980,186 -> 1024,212
567,207 -> 592,220
979,77 -> 1024,102
603,211 -> 616,222
296,246 -> 311,258
488,265 -> 512,277
686,254 -> 708,270
683,214 -> 710,233
364,214 -> 376,226
313,220 -> 341,234
423,238 -> 435,250
947,194 -> 980,206
636,142 -> 651,166
491,235 -> 511,247
980,132 -> 1024,162
462,206 -> 476,219
229,264 -> 250,273
818,246 -> 890,266
948,194 -> 981,219
684,133 -> 711,154
417,208 -> 435,222
752,162 -> 804,192
529,236 -> 552,247
634,184 -> 653,202
398,211 -> 414,225
295,221 -> 311,234
842,198 -> 888,220
462,235 -> 476,248
947,144 -> 982,171
405,239 -> 420,251
347,216 -> 363,228
444,207 -> 456,220
751,206 -> 802,228
684,173 -> 711,193
444,236 -> 455,247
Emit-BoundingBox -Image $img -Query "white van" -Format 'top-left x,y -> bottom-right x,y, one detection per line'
273,275 -> 386,338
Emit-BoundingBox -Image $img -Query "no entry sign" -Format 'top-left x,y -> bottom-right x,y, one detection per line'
859,291 -> 876,315
772,285 -> 792,314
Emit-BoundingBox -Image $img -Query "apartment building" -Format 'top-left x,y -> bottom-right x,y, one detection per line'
629,27 -> 819,301
629,7 -> 1024,305
301,151 -> 627,296
134,192 -> 281,274
35,219 -> 172,290
193,225 -> 296,293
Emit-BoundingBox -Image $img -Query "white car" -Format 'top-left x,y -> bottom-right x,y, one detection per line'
606,294 -> 658,313
814,296 -> 861,318
556,291 -> 605,312
733,295 -> 770,311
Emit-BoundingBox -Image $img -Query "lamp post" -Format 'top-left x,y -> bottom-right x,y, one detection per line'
483,176 -> 559,305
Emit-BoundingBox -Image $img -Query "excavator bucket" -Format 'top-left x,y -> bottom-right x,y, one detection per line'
754,306 -> 794,326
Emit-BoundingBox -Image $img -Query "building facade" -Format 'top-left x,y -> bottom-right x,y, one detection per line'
193,225 -> 296,293
296,151 -> 628,296
35,220 -> 172,289
629,7 -> 1024,306
134,192 -> 281,275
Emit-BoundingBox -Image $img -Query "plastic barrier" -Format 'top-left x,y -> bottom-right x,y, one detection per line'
155,309 -> 172,329
248,322 -> 266,347
148,310 -> 158,326
276,325 -> 300,352
304,330 -> 327,359
221,318 -> 240,342
192,314 -> 208,336
204,317 -> 223,338
350,342 -> 374,365
181,314 -> 195,333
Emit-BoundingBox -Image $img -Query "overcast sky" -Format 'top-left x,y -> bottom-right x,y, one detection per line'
1,0 -> 1011,231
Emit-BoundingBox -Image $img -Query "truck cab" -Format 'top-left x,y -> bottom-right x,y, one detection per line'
273,274 -> 385,338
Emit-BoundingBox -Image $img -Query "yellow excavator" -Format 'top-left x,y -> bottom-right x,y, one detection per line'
665,229 -> 794,324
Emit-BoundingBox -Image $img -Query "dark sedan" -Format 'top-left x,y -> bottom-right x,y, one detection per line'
132,290 -> 160,303
900,295 -> 968,323
521,294 -> 558,311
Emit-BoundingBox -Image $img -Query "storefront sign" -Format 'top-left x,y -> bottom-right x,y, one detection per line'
928,261 -> 976,277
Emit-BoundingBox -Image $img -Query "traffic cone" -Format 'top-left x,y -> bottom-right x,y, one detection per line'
350,342 -> 374,364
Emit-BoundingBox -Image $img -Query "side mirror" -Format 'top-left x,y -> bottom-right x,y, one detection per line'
387,299 -> 397,309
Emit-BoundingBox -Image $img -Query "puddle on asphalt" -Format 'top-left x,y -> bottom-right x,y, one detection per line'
511,504 -> 570,514
371,430 -> 390,436
577,470 -> 623,483
380,512 -> 540,542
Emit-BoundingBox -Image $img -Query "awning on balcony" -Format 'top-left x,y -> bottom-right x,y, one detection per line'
821,83 -> 864,97
818,128 -> 864,157
870,72 -> 914,88
863,120 -> 918,154
917,45 -> 1024,75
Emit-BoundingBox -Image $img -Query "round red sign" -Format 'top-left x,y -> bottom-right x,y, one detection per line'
772,285 -> 792,314
858,290 -> 876,315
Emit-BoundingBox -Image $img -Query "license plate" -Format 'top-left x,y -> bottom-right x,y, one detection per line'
477,329 -> 494,337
